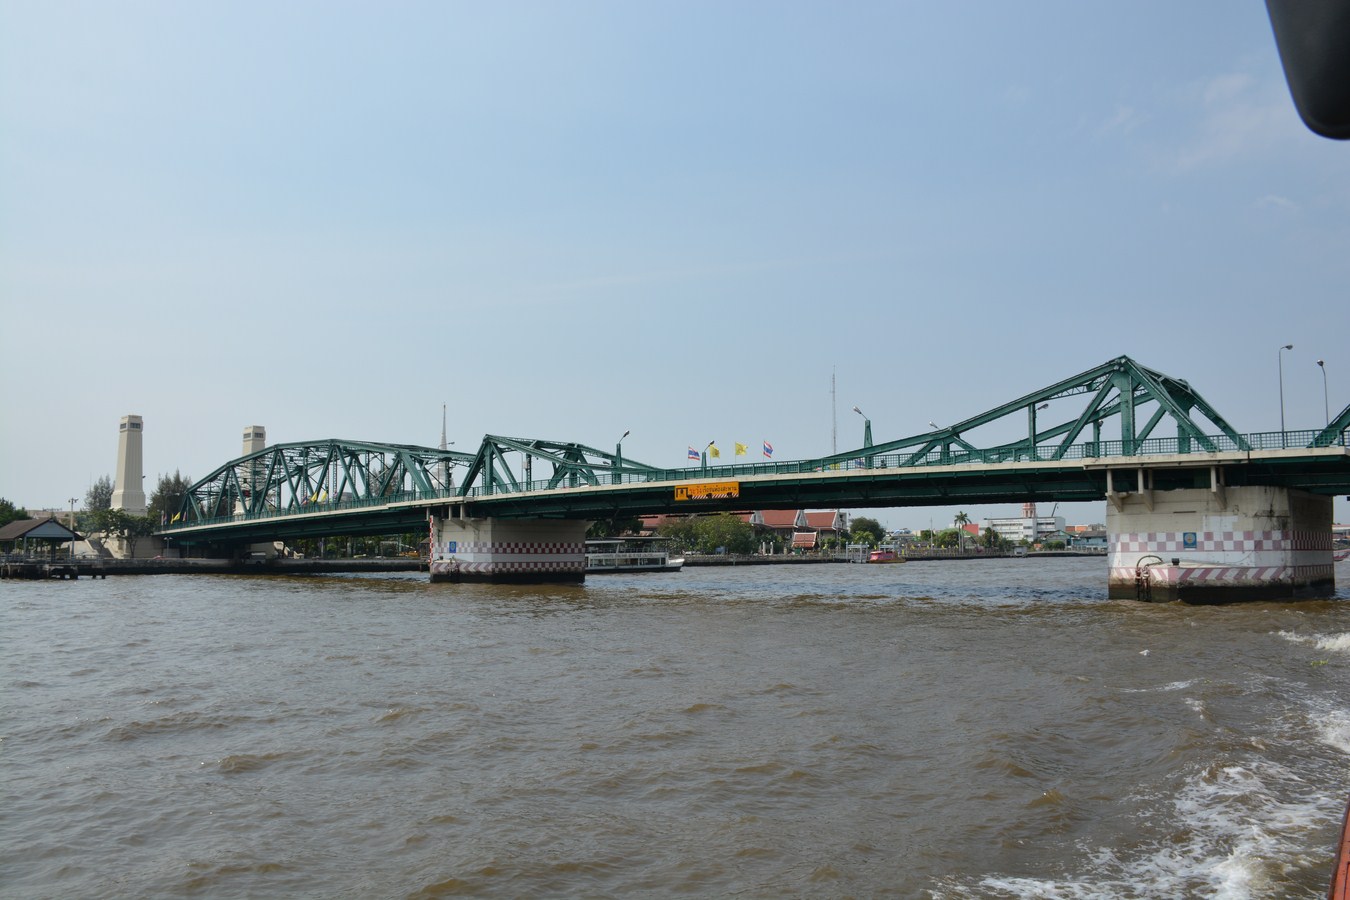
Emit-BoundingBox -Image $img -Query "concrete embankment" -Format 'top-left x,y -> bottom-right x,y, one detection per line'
1,558 -> 422,579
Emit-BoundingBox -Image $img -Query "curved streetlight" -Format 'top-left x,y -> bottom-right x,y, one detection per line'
1025,403 -> 1050,461
1317,360 -> 1329,428
614,430 -> 630,484
1279,344 -> 1293,447
851,406 -> 873,448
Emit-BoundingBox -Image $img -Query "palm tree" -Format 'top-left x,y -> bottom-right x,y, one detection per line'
953,511 -> 970,553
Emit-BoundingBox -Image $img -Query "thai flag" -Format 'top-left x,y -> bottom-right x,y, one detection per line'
763,440 -> 773,458
688,446 -> 700,460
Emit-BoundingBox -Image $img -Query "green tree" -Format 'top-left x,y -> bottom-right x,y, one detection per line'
953,511 -> 971,552
0,497 -> 28,528
88,507 -> 156,556
85,475 -> 113,512
692,512 -> 756,554
148,470 -> 193,524
656,516 -> 700,553
587,516 -> 643,539
849,516 -> 884,546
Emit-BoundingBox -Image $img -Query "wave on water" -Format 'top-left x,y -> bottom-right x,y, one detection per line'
1276,629 -> 1350,655
966,759 -> 1338,899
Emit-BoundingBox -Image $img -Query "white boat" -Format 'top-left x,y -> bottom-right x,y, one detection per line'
585,538 -> 684,573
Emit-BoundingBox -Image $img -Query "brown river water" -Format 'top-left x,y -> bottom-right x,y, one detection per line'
4,557 -> 1349,898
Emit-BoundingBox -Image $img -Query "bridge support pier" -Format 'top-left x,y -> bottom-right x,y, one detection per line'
1107,484 -> 1334,603
428,515 -> 588,583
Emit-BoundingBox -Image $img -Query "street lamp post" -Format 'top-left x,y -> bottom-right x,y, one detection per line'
1025,403 -> 1048,461
1317,359 -> 1329,429
614,430 -> 629,485
852,406 -> 873,468
67,497 -> 78,558
928,421 -> 949,464
1279,344 -> 1293,447
703,440 -> 715,471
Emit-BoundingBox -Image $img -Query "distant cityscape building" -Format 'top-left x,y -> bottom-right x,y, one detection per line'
985,513 -> 1065,544
110,414 -> 146,516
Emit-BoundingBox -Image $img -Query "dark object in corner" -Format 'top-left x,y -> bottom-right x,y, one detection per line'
1266,0 -> 1350,139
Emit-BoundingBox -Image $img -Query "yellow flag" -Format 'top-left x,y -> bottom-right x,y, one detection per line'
709,443 -> 721,459
319,490 -> 328,501
735,442 -> 747,456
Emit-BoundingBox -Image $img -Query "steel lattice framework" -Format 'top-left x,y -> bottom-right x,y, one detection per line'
828,354 -> 1253,468
458,435 -> 664,495
175,439 -> 474,526
166,356 -> 1349,540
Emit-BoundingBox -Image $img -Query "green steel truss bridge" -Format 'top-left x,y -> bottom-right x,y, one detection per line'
162,356 -> 1350,547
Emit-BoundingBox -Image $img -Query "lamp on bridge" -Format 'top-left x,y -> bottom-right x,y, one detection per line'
1279,343 -> 1293,448
615,430 -> 629,485
851,406 -> 873,448
1317,359 -> 1329,429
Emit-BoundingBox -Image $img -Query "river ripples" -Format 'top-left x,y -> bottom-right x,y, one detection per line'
3,558 -> 1348,897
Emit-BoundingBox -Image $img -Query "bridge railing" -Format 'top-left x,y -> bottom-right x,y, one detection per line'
161,427 -> 1346,532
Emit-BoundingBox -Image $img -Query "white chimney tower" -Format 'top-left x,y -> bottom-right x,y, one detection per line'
243,425 -> 266,456
110,414 -> 147,515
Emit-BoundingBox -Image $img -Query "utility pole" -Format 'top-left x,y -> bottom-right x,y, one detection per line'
831,366 -> 837,456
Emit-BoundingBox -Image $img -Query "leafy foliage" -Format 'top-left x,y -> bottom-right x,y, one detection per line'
657,512 -> 756,555
587,516 -> 644,539
85,475 -> 113,511
0,497 -> 28,528
849,516 -> 884,545
148,471 -> 193,524
87,507 -> 156,539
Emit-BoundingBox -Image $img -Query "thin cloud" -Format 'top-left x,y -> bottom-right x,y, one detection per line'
539,250 -> 885,296
1096,104 -> 1145,138
1255,194 -> 1296,212
1168,71 -> 1297,171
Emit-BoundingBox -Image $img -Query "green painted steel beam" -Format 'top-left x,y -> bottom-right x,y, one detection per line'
163,357 -> 1349,546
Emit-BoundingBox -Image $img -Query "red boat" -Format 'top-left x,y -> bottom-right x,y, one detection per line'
1333,793 -> 1349,900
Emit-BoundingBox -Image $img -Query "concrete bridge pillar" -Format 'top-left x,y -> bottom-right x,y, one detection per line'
428,515 -> 588,583
1107,481 -> 1334,602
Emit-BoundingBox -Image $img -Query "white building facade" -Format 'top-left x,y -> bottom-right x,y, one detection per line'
985,515 -> 1066,544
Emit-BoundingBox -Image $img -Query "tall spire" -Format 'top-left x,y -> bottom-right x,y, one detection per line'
438,403 -> 452,490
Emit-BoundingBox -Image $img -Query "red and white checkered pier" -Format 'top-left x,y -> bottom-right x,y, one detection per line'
1107,484 -> 1335,603
428,516 -> 588,584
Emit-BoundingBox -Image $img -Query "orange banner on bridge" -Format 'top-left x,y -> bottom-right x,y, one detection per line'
674,481 -> 740,501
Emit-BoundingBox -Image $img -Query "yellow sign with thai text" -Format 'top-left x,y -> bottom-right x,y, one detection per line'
674,481 -> 740,501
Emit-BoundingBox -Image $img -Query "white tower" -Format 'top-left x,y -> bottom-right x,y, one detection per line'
238,426 -> 266,515
243,425 -> 266,456
110,414 -> 147,515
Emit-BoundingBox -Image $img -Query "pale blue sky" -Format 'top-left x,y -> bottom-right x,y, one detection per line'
2,1 -> 1346,529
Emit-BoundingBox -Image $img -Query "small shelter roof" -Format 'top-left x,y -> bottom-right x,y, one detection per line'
0,517 -> 83,542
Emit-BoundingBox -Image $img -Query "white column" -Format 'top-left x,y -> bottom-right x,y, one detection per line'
110,415 -> 147,515
429,515 -> 588,583
1108,484 -> 1334,602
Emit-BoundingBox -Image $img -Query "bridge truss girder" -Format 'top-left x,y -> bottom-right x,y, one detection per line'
456,435 -> 663,497
826,355 -> 1250,469
176,439 -> 474,527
